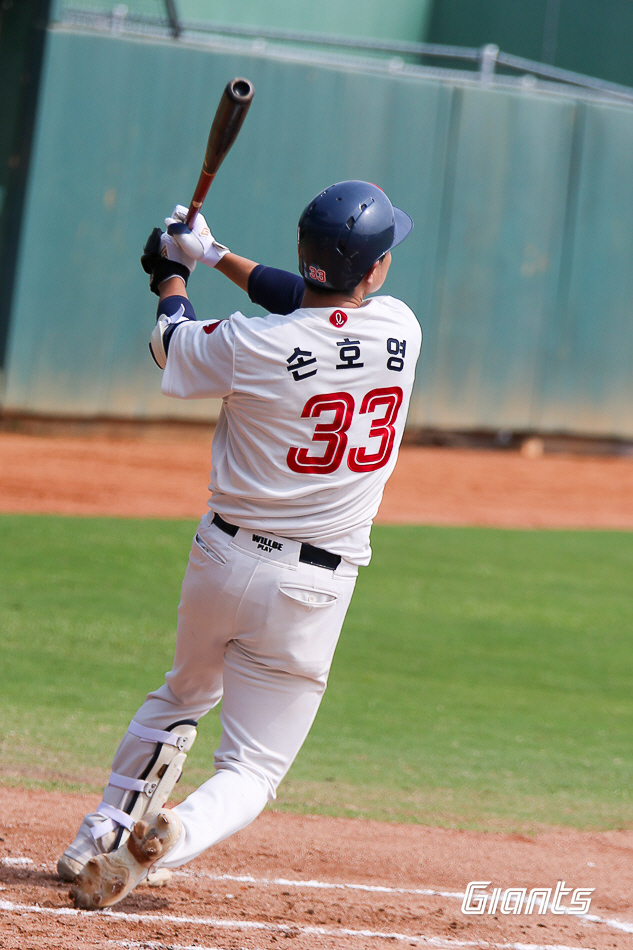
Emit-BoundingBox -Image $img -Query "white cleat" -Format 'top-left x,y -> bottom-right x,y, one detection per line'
69,809 -> 181,910
146,865 -> 174,887
57,720 -> 196,885
58,847 -> 173,888
57,851 -> 84,883
57,811 -> 117,882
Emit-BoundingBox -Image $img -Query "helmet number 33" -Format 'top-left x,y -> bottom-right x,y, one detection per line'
287,387 -> 403,474
308,266 -> 327,283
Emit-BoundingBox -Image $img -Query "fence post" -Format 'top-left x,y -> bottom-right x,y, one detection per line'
480,44 -> 499,83
164,0 -> 181,39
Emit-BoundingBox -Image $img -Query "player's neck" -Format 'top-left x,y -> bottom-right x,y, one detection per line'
301,285 -> 366,310
300,257 -> 387,310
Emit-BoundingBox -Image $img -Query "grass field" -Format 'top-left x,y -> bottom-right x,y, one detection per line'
2,513 -> 633,831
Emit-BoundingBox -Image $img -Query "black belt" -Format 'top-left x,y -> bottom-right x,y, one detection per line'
212,513 -> 342,571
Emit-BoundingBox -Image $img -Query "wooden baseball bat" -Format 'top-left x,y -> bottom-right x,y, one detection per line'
184,78 -> 255,229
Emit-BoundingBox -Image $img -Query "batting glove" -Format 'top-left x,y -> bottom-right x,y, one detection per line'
141,226 -> 196,296
165,205 -> 230,268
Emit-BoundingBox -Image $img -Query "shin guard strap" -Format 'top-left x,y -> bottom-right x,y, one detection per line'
128,719 -> 190,750
108,771 -> 157,797
90,803 -> 136,840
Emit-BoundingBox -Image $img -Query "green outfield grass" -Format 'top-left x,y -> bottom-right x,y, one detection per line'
2,513 -> 632,831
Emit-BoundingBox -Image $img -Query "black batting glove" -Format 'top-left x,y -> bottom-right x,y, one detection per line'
141,227 -> 192,296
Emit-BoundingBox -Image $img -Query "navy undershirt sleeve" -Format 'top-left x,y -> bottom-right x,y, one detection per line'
247,265 -> 305,315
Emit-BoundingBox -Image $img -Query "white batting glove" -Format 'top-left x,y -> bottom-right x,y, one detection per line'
165,205 -> 230,268
158,230 -> 197,279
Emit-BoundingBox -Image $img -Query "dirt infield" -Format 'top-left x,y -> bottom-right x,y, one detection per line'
2,787 -> 633,950
2,429 -> 633,526
2,429 -> 633,948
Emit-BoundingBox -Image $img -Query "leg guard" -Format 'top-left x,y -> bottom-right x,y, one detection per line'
57,718 -> 196,882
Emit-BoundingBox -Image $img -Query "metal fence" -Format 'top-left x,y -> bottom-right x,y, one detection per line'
54,2 -> 633,106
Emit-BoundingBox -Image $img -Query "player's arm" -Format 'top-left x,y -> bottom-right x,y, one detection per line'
246,264 -> 304,315
150,290 -> 199,370
215,252 -> 257,292
216,254 -> 304,314
141,226 -> 201,369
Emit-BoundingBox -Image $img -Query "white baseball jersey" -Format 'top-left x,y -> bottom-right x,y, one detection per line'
162,295 -> 421,565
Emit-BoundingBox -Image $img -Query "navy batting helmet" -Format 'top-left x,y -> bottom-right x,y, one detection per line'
297,180 -> 413,291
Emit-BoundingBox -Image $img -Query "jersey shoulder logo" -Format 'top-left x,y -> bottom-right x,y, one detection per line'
329,310 -> 348,328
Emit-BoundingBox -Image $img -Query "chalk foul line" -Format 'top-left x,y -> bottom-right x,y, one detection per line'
0,898 -> 601,950
177,867 -> 465,900
3,857 -> 632,942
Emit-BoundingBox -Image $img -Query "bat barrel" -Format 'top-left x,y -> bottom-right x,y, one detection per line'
184,76 -> 255,229
227,78 -> 255,103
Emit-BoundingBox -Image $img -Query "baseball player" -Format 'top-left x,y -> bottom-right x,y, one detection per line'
61,181 -> 422,909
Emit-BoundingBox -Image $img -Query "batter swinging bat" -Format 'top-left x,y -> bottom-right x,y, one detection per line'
184,77 -> 255,229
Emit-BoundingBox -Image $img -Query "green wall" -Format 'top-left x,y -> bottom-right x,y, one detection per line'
424,85 -> 574,430
4,26 -> 633,437
429,0 -> 549,62
428,0 -> 633,88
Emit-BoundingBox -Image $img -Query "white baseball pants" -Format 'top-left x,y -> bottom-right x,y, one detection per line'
105,513 -> 357,868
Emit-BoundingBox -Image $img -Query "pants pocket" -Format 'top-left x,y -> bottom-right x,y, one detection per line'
279,585 -> 338,608
193,532 -> 227,566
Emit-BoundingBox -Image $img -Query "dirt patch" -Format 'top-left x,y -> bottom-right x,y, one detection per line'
1,787 -> 632,949
2,429 -> 633,947
2,429 -> 633,527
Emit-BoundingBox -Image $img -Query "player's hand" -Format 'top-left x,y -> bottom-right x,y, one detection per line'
141,227 -> 196,296
159,229 -> 198,273
165,205 -> 230,268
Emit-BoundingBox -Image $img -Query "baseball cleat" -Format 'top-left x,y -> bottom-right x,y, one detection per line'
58,720 -> 196,885
69,809 -> 181,910
57,810 -> 120,882
57,851 -> 84,883
145,865 -> 174,887
58,849 -> 173,887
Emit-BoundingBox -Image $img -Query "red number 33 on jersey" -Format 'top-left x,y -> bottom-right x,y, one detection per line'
287,387 -> 403,474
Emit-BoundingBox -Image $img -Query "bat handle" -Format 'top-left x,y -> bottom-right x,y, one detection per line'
184,172 -> 214,230
184,207 -> 198,229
